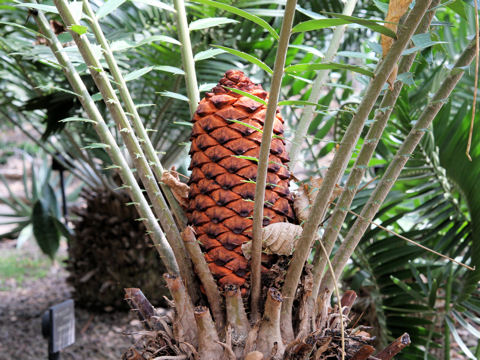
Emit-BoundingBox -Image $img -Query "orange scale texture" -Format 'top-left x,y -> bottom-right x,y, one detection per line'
187,70 -> 295,292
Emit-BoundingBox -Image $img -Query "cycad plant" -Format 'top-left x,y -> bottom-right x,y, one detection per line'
8,0 -> 479,358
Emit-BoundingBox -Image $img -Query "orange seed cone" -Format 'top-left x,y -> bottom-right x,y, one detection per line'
187,70 -> 295,291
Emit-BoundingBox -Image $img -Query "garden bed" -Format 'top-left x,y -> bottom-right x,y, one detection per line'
0,240 -> 140,360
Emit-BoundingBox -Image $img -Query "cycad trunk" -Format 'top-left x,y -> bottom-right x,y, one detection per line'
68,189 -> 169,311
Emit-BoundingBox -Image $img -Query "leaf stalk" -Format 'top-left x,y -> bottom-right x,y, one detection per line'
52,0 -> 199,301
311,0 -> 441,309
280,0 -> 433,340
81,0 -> 195,285
250,0 -> 298,322
31,4 -> 179,274
321,34 -> 479,297
173,0 -> 200,116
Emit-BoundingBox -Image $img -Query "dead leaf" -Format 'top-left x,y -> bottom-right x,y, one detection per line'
308,178 -> 343,204
245,351 -> 264,360
381,0 -> 413,89
262,222 -> 303,255
293,185 -> 311,224
242,223 -> 303,258
314,336 -> 332,359
293,178 -> 343,222
352,330 -> 372,339
161,170 -> 189,208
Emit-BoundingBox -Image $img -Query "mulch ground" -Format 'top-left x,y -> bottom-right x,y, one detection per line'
0,242 -> 143,360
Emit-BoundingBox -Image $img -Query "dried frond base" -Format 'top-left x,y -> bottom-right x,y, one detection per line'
285,329 -> 376,360
122,287 -> 410,360
122,327 -> 188,360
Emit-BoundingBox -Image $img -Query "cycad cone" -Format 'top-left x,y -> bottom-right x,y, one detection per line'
187,70 -> 295,292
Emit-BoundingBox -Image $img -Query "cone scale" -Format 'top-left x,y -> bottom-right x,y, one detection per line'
187,70 -> 295,291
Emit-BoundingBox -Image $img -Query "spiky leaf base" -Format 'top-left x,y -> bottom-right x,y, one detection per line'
122,286 -> 410,360
67,189 -> 169,311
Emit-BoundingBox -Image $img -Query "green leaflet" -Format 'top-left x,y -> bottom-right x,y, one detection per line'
192,0 -> 279,39
68,24 -> 87,35
322,12 -> 397,38
189,17 -> 238,31
60,117 -> 97,124
285,62 -> 374,77
194,48 -> 226,61
15,3 -> 59,14
292,14 -> 396,39
213,45 -> 273,74
223,87 -> 267,105
96,0 -> 127,19
158,91 -> 189,102
111,35 -> 180,52
124,66 -> 155,82
31,200 -> 60,260
131,0 -> 175,12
